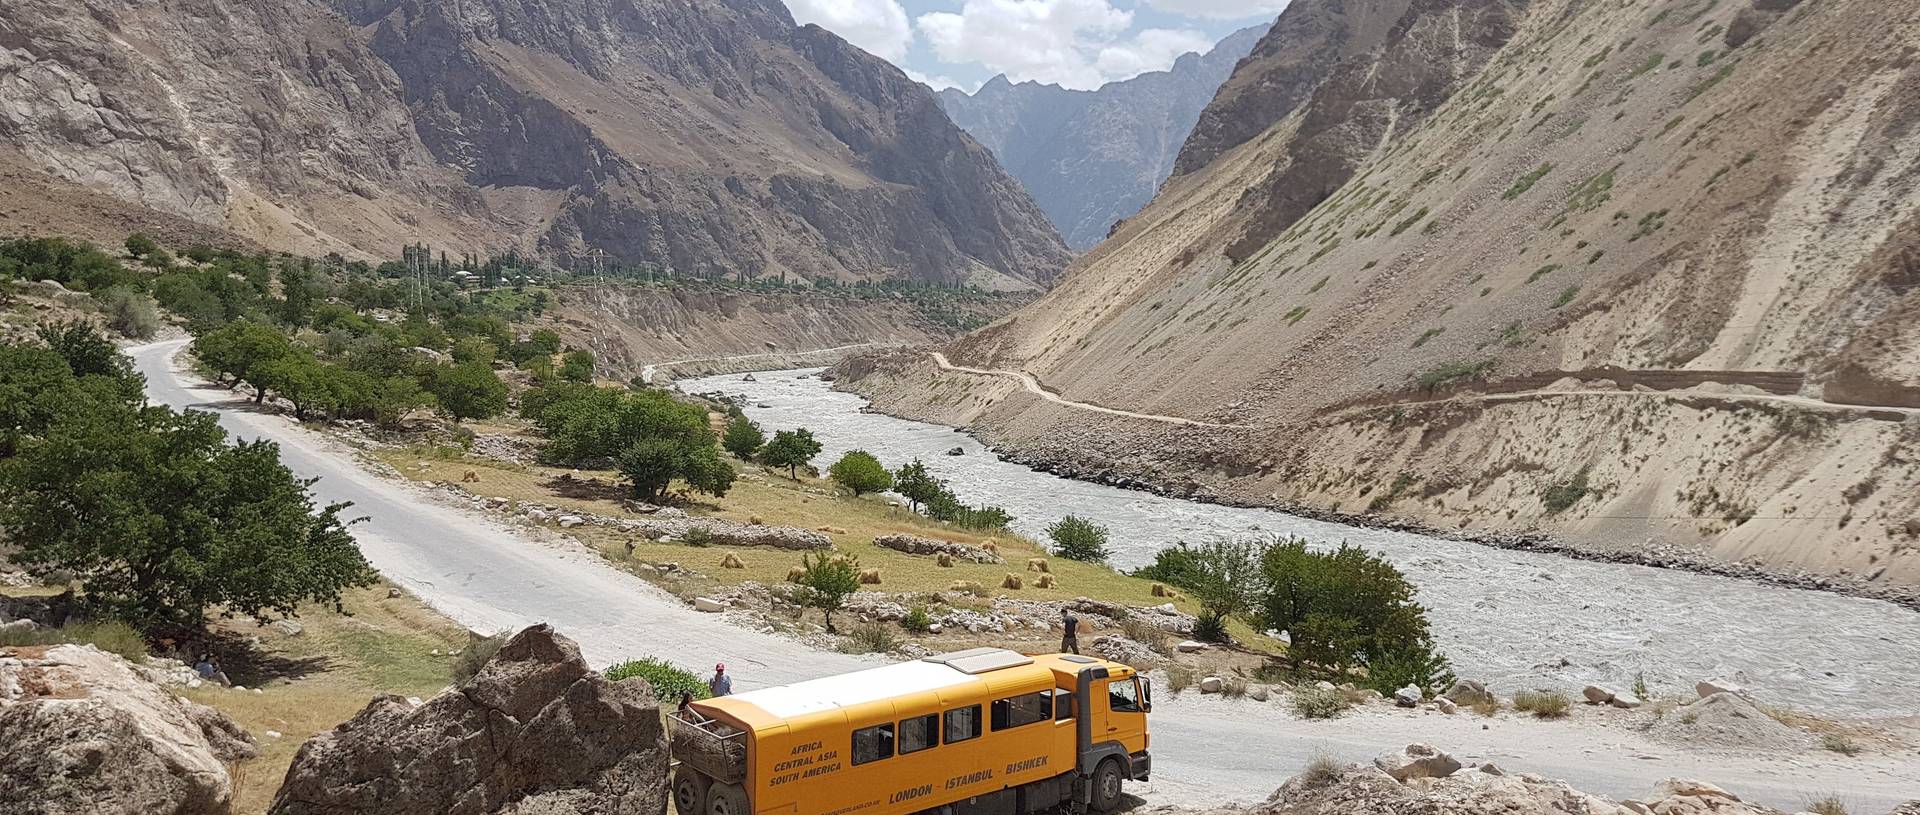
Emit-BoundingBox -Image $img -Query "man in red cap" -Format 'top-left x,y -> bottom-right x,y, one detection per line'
708,662 -> 732,697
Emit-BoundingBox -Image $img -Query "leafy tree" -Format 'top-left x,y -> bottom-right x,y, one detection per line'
192,320 -> 292,400
424,361 -> 508,421
680,443 -> 737,499
760,428 -> 822,479
0,344 -> 87,456
255,350 -> 331,420
0,357 -> 374,633
1145,539 -> 1265,621
276,266 -> 325,328
525,328 -> 562,356
796,553 -> 861,632
617,437 -> 735,501
124,233 -> 157,259
365,375 -> 432,428
892,459 -> 943,512
451,336 -> 498,365
37,320 -> 139,396
560,349 -> 595,383
1256,538 -> 1452,694
1047,515 -> 1111,563
828,450 -> 892,496
721,415 -> 765,458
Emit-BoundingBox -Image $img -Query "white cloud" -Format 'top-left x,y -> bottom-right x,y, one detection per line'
784,0 -> 914,62
1141,0 -> 1292,20
905,68 -> 980,93
917,0 -> 1209,90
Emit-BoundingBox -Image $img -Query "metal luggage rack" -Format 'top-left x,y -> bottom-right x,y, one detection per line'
670,711 -> 747,784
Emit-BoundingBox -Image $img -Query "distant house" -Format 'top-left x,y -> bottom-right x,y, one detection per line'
451,270 -> 479,288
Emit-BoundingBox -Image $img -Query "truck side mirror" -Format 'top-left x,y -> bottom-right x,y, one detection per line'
1138,677 -> 1152,713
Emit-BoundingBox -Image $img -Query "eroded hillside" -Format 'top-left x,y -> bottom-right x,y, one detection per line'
0,0 -> 1068,288
840,0 -> 1920,590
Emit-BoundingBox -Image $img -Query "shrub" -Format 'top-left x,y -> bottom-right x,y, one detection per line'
1471,696 -> 1502,717
828,450 -> 893,496
721,416 -> 764,458
1165,666 -> 1195,694
1221,677 -> 1248,698
1193,610 -> 1230,644
101,287 -> 161,339
0,620 -> 148,662
1291,687 -> 1353,719
1805,796 -> 1848,815
606,656 -> 709,701
681,527 -> 714,547
839,623 -> 899,654
901,606 -> 934,634
1297,754 -> 1344,788
1121,617 -> 1171,654
452,631 -> 510,684
1047,515 -> 1111,563
1820,734 -> 1860,756
1633,672 -> 1649,700
1513,690 -> 1571,718
796,553 -> 861,632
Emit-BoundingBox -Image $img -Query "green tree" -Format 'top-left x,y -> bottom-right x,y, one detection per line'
1047,515 -> 1111,563
721,415 -> 765,458
37,320 -> 140,398
192,320 -> 292,401
891,459 -> 943,512
796,553 -> 861,632
276,267 -> 323,328
365,375 -> 432,428
1257,539 -> 1452,694
1147,539 -> 1265,621
451,336 -> 498,365
124,233 -> 157,259
526,328 -> 562,356
101,287 -> 160,339
828,450 -> 892,496
560,349 -> 595,383
0,366 -> 374,634
425,361 -> 508,421
254,350 -> 330,420
760,428 -> 822,479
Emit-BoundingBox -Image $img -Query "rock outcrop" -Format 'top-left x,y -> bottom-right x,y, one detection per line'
0,643 -> 258,815
937,24 -> 1268,249
873,533 -> 1004,564
0,0 -> 1070,289
269,623 -> 668,815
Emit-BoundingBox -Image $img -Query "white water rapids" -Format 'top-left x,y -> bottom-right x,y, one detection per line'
682,369 -> 1920,720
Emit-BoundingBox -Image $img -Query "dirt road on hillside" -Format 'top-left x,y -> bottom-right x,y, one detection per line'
930,352 -> 1242,428
133,340 -> 1919,811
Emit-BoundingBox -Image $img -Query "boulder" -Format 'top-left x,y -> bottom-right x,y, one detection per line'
1089,636 -> 1159,668
1443,679 -> 1495,707
1435,698 -> 1458,715
271,619 -> 304,637
1694,679 -> 1746,700
1176,640 -> 1208,653
1199,676 -> 1225,694
1583,685 -> 1617,705
693,597 -> 727,613
1373,743 -> 1461,781
269,625 -> 668,815
1248,685 -> 1271,703
1610,692 -> 1644,709
1393,686 -> 1422,708
946,446 -> 965,456
1883,802 -> 1919,815
558,515 -> 587,528
0,643 -> 257,814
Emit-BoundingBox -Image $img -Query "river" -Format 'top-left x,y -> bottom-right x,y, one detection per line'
682,368 -> 1920,720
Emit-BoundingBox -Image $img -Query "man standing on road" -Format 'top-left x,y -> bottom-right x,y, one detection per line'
709,663 -> 732,697
1060,608 -> 1081,655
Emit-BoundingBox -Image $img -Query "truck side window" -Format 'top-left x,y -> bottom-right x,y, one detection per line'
1108,679 -> 1142,713
899,713 -> 938,755
944,705 -> 982,744
852,723 -> 895,765
1049,688 -> 1075,721
991,691 -> 1052,731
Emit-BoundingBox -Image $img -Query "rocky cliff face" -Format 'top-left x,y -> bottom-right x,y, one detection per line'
937,24 -> 1268,250
0,0 -> 1068,288
840,0 -> 1920,590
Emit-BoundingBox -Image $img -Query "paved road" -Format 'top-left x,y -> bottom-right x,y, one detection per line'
930,352 -> 1240,428
132,340 -> 1919,811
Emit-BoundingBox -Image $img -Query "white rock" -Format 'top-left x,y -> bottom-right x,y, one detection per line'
1198,676 -> 1225,694
1374,743 -> 1461,781
1695,679 -> 1746,700
1394,685 -> 1423,707
265,730 -> 282,739
1314,680 -> 1338,691
1175,640 -> 1207,653
1436,697 -> 1459,715
1583,685 -> 1617,705
558,515 -> 586,528
1610,692 -> 1644,709
270,620 -> 304,637
1248,685 -> 1271,702
693,597 -> 727,613
406,697 -> 424,707
927,623 -> 943,634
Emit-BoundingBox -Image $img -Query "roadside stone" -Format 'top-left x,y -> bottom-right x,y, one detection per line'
1089,635 -> 1159,669
1694,679 -> 1746,700
1176,640 -> 1207,653
1436,698 -> 1458,715
1583,685 -> 1617,705
693,597 -> 726,613
1610,692 -> 1644,709
1393,685 -> 1422,708
1314,680 -> 1338,691
558,515 -> 587,528
1373,743 -> 1461,781
1444,679 -> 1495,707
1199,676 -> 1225,694
1248,684 -> 1271,702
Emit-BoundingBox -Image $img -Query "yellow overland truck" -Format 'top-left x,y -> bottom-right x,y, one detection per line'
669,648 -> 1152,815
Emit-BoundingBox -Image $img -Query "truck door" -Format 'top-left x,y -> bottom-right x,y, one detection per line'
1098,676 -> 1147,754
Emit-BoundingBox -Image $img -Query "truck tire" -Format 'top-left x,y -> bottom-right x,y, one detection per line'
672,767 -> 710,815
1091,757 -> 1124,813
707,781 -> 750,815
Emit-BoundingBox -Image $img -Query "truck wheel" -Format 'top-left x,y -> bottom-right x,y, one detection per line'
707,781 -> 749,815
672,767 -> 710,815
1091,758 -> 1124,813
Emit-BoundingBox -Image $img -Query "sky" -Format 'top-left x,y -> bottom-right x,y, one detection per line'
780,0 -> 1290,93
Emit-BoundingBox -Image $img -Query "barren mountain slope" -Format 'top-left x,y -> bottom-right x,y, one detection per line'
0,0 -> 1069,287
937,24 -> 1267,249
840,0 -> 1920,589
